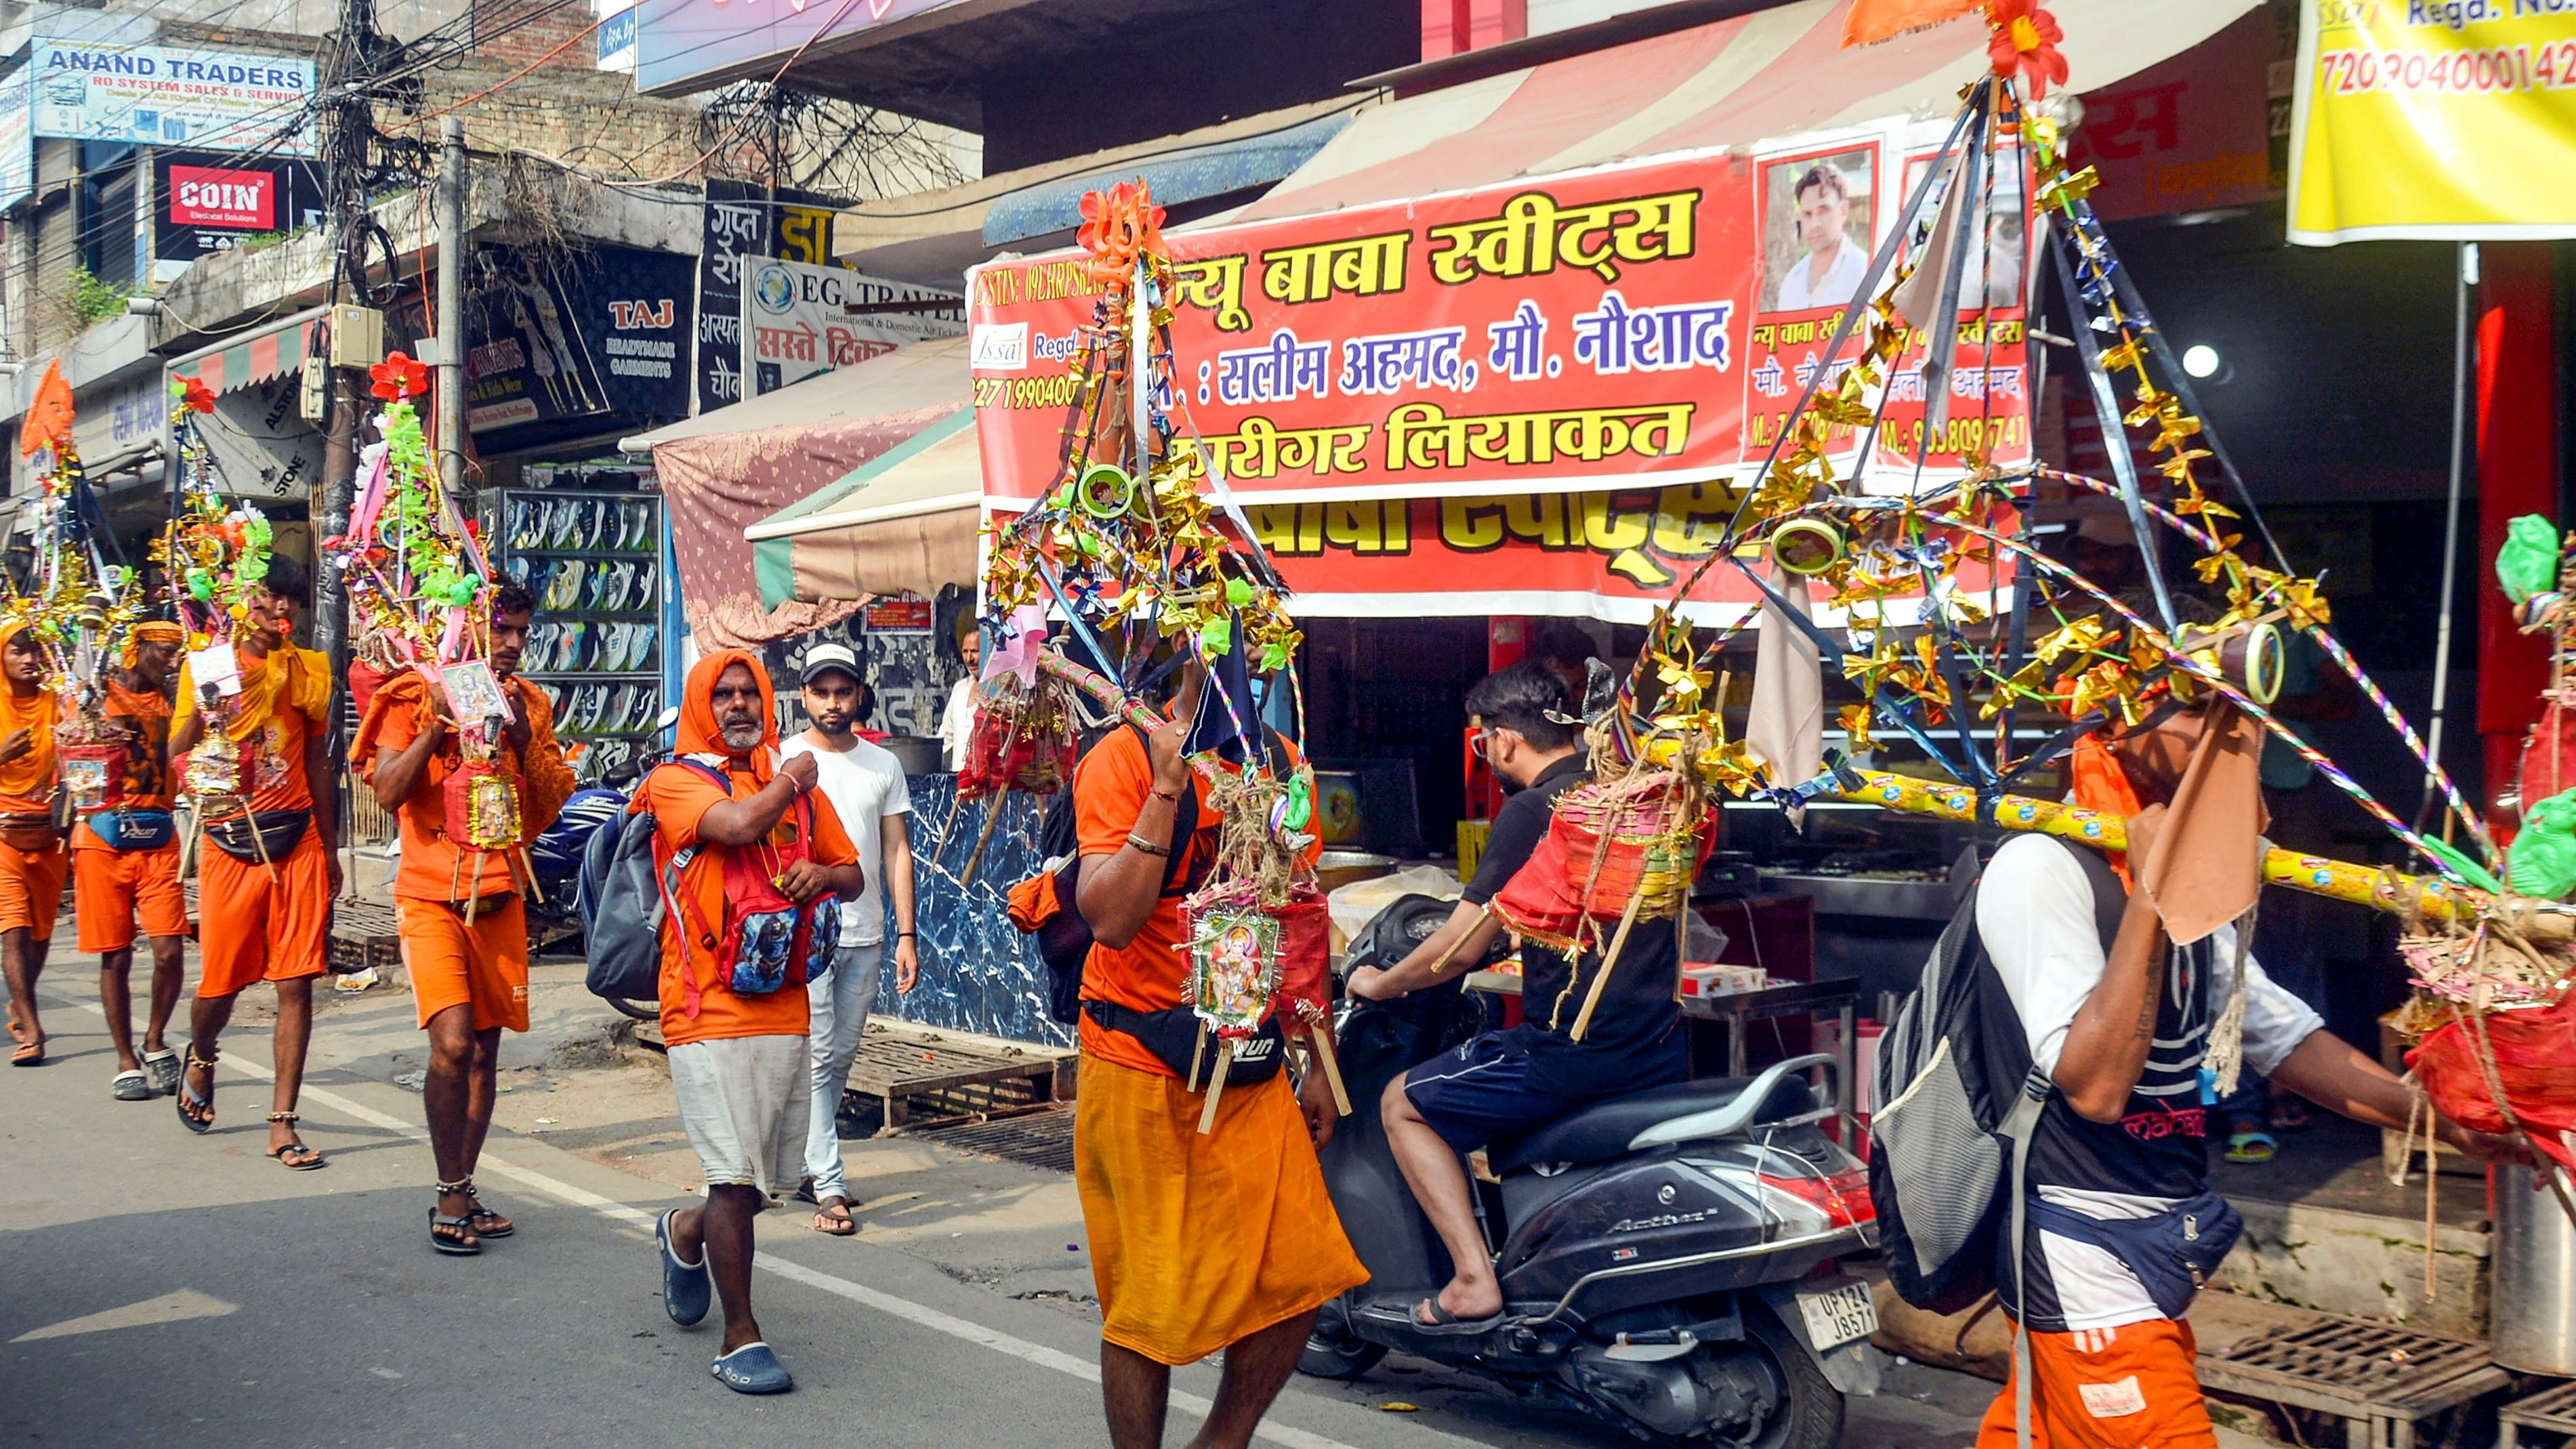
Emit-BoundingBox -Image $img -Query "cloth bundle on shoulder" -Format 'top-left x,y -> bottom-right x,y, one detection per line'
2409,994 -> 2576,1175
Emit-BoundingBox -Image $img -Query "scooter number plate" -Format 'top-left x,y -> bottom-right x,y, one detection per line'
1795,1281 -> 1878,1351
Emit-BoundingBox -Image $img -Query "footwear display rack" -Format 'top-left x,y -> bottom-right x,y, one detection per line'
485,488 -> 666,740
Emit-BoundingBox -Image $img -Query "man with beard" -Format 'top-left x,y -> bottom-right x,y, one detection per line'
170,555 -> 339,1169
644,650 -> 862,1395
355,583 -> 574,1254
0,619 -> 64,1068
75,620 -> 188,1101
778,642 -> 920,1237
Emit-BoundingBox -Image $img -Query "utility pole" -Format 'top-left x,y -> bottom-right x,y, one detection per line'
436,117 -> 466,498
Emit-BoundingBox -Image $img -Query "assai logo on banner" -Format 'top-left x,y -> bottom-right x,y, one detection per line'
170,165 -> 272,229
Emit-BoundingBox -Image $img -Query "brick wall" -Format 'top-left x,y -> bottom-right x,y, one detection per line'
404,54 -> 705,182
471,0 -> 604,69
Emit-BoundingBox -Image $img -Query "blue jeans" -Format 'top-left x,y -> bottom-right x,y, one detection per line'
803,940 -> 884,1202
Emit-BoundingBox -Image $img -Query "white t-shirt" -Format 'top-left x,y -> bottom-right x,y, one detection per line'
1775,238 -> 1867,312
780,732 -> 913,943
940,676 -> 978,772
1976,833 -> 2323,1329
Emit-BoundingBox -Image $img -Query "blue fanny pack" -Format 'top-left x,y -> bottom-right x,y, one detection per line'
2027,1187 -> 2243,1319
89,809 -> 175,852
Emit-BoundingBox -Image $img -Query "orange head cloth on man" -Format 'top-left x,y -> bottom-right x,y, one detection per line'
675,648 -> 777,780
2077,696 -> 2268,948
121,620 -> 184,670
0,619 -> 59,802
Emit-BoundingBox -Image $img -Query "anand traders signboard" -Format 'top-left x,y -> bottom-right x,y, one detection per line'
631,0 -> 969,94
30,39 -> 315,155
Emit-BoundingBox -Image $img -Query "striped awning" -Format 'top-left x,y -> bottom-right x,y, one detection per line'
163,306 -> 327,398
749,407 -> 980,605
1239,0 -> 2257,223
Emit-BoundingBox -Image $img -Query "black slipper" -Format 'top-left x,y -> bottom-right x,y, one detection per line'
1411,1299 -> 1504,1335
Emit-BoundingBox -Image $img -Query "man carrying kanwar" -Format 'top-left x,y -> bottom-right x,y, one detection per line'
1348,659 -> 1688,1332
0,618 -> 66,1068
75,619 -> 190,1100
354,582 -> 573,1255
1071,654 -> 1364,1449
1971,691 -> 2527,1449
169,554 -> 340,1171
643,650 -> 863,1396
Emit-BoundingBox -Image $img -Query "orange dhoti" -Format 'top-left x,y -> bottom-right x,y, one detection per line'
0,840 -> 68,944
1073,1053 -> 1367,1366
74,843 -> 186,953
1976,1317 -> 2217,1449
197,832 -> 331,999
397,895 -> 530,1032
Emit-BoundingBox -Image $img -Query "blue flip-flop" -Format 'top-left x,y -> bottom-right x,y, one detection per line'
711,1341 -> 793,1394
657,1209 -> 711,1328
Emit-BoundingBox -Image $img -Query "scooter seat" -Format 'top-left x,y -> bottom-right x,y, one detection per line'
1489,1074 -> 1817,1174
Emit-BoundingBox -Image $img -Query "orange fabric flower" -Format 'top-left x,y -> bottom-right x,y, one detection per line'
1076,181 -> 1167,287
1985,0 -> 2066,98
371,350 -> 430,401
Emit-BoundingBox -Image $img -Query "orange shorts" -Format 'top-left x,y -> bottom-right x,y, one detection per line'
74,843 -> 188,953
1977,1316 -> 2216,1449
0,840 -> 68,944
398,895 -> 530,1033
198,831 -> 331,999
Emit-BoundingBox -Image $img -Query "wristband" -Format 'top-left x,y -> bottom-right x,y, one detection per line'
1126,833 -> 1171,858
1150,786 -> 1182,802
896,931 -> 917,939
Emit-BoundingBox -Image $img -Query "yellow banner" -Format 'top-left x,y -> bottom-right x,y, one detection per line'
2289,0 -> 2576,243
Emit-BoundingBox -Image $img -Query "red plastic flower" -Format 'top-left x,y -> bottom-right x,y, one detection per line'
371,350 -> 430,401
175,375 -> 215,415
1076,181 -> 1167,287
1985,0 -> 2066,98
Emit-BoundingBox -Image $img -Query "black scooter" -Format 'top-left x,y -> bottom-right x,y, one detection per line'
1301,898 -> 1881,1446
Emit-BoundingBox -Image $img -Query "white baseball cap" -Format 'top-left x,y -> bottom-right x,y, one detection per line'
800,642 -> 864,687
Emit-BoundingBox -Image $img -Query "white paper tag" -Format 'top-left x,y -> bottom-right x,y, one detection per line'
188,643 -> 243,698
2079,1376 -> 2148,1419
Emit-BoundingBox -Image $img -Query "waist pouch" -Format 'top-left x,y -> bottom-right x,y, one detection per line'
207,809 -> 312,865
1083,999 -> 1287,1089
0,812 -> 58,852
91,810 -> 176,852
2027,1187 -> 2243,1320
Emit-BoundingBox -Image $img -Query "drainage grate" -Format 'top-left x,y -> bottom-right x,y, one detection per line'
2201,1316 -> 2510,1449
911,1106 -> 1077,1174
2502,1379 -> 2576,1449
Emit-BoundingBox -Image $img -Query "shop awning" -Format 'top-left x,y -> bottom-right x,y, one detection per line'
644,337 -> 970,647
1240,0 -> 2257,222
980,110 -> 1356,247
164,306 -> 328,398
747,406 -> 978,606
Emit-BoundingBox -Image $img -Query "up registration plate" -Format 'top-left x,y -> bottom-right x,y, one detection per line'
1794,1280 -> 1879,1351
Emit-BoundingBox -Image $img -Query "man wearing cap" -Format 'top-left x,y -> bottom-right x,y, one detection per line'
781,641 -> 921,1236
75,621 -> 188,1101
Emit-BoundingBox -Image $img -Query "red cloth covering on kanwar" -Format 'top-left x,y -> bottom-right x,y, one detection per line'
2409,994 -> 2576,1175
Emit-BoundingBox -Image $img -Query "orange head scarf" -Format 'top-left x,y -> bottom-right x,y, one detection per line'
0,620 -> 60,799
678,648 -> 777,783
121,620 -> 183,670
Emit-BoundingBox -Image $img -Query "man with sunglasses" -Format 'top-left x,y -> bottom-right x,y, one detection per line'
1347,659 -> 1688,1335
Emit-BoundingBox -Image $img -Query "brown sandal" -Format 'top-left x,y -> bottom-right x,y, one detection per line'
175,1047 -> 217,1132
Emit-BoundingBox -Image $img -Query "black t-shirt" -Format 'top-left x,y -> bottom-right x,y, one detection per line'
1463,755 -> 1684,1097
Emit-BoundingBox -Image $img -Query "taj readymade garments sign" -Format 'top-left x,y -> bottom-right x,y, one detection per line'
2289,0 -> 2576,243
970,121 -> 2031,620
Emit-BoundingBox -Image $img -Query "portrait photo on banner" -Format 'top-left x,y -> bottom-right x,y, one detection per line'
1760,147 -> 1875,315
1901,146 -> 2032,313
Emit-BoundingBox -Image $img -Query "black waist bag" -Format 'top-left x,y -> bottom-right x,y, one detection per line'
207,809 -> 312,864
1083,999 -> 1288,1089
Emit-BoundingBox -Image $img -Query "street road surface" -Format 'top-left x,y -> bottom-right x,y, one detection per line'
1,973 -> 1988,1449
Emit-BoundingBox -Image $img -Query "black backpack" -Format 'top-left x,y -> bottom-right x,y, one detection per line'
581,759 -> 729,1006
1867,837 -> 2125,1314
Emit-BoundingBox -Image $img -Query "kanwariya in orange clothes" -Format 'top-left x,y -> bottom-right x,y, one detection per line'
0,619 -> 65,945
174,643 -> 334,997
72,652 -> 188,955
354,669 -> 575,1034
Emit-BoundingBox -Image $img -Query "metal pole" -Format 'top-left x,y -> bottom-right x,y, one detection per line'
437,117 -> 467,497
2422,242 -> 2477,826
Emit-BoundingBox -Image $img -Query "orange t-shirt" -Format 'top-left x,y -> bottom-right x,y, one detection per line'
638,755 -> 859,1047
363,674 -> 577,900
70,679 -> 174,851
1071,728 -> 1318,1078
174,646 -> 331,819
